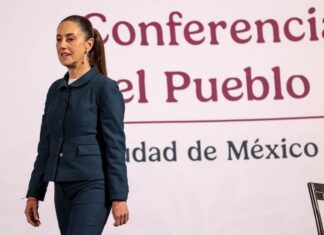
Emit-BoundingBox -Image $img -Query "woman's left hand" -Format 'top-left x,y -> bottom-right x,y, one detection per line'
112,200 -> 129,226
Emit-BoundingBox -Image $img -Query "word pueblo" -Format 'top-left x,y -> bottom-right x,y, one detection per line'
116,66 -> 310,103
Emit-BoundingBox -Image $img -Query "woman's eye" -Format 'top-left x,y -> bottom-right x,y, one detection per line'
56,38 -> 61,42
67,38 -> 74,41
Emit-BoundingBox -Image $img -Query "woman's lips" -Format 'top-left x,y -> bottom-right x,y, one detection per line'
60,52 -> 71,58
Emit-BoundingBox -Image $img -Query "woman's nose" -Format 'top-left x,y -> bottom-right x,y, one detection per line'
57,39 -> 67,49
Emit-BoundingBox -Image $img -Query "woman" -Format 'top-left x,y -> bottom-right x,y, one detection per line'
24,15 -> 129,234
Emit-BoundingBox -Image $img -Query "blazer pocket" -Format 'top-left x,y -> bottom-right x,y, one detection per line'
77,144 -> 102,156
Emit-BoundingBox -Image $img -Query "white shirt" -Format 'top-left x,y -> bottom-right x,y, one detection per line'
68,77 -> 79,85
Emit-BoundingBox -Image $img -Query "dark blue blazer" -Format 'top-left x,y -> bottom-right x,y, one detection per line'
25,65 -> 128,201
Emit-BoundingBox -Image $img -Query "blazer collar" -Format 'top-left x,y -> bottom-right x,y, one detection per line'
58,65 -> 99,89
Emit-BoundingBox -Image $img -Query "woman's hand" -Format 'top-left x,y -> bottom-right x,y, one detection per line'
24,197 -> 41,227
112,200 -> 129,226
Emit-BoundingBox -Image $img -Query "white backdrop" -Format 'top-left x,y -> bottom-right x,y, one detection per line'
1,0 -> 324,234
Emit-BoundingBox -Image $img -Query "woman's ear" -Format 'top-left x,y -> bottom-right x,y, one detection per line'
86,38 -> 95,51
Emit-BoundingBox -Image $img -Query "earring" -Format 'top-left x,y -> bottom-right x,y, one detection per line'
82,50 -> 87,64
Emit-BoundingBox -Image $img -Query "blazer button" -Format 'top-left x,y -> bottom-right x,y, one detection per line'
59,152 -> 63,157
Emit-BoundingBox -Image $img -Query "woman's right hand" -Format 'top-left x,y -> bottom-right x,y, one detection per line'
24,197 -> 41,227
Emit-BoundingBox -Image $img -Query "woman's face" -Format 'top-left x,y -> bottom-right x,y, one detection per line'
56,21 -> 93,68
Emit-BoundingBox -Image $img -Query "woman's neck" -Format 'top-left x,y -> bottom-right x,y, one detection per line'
67,63 -> 91,79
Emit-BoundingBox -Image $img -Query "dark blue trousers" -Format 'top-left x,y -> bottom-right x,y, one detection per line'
54,179 -> 111,235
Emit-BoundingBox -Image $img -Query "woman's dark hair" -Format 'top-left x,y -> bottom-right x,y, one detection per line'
60,15 -> 107,76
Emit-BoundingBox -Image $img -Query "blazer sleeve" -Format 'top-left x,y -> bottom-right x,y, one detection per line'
99,79 -> 129,201
25,82 -> 54,201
